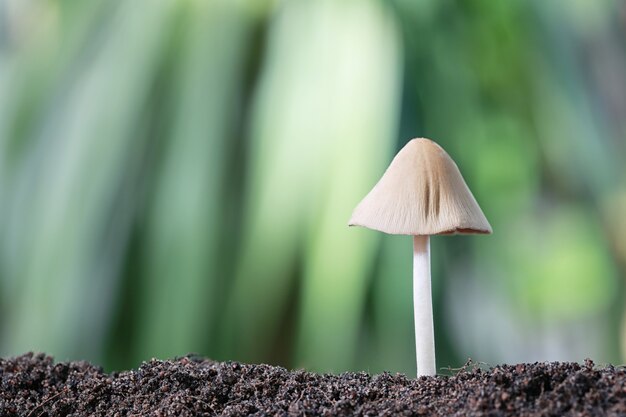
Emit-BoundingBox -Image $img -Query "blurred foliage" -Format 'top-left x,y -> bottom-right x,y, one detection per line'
0,0 -> 624,375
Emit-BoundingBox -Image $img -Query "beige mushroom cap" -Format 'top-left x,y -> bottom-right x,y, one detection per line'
349,138 -> 492,235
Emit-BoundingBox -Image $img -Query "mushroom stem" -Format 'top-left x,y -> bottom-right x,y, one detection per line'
413,234 -> 436,376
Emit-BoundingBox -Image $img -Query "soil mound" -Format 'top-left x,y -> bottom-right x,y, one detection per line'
1,353 -> 625,416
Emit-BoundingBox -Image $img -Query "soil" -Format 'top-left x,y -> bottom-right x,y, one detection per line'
1,353 -> 625,416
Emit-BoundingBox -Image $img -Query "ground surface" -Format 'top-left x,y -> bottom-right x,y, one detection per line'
1,353 -> 625,416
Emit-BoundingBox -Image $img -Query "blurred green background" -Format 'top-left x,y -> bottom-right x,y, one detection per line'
1,0 -> 625,375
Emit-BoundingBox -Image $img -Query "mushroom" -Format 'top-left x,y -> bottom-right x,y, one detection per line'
349,138 -> 492,377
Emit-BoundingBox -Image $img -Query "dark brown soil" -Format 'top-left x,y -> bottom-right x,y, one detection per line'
1,353 -> 625,416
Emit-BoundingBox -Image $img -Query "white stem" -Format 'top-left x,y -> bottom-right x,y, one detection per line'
413,235 -> 435,377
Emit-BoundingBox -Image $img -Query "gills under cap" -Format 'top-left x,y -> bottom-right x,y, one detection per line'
349,138 -> 492,236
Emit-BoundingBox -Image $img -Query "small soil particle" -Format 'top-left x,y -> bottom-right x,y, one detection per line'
1,353 -> 625,416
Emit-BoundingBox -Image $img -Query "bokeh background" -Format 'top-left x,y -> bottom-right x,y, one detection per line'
1,0 -> 625,376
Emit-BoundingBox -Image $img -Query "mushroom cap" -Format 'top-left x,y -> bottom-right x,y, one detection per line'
349,138 -> 492,235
